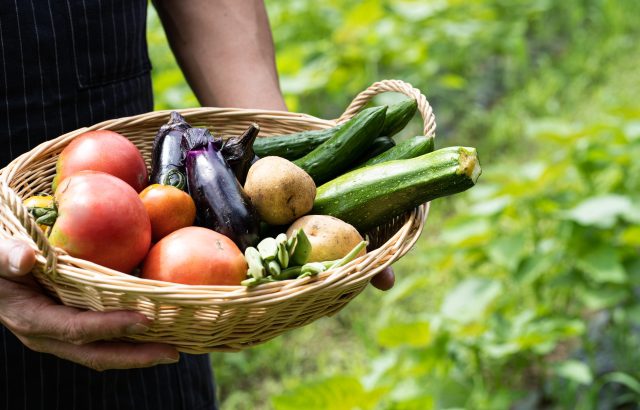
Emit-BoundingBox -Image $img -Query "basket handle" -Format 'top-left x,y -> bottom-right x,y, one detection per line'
0,183 -> 58,276
337,79 -> 436,137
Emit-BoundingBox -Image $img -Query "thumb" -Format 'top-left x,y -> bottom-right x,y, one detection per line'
0,239 -> 36,277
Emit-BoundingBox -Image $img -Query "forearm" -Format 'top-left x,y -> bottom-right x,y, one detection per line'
154,0 -> 287,110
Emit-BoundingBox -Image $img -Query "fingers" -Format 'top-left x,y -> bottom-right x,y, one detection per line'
1,276 -> 179,371
370,266 -> 395,291
21,337 -> 180,371
8,300 -> 157,345
0,239 -> 36,278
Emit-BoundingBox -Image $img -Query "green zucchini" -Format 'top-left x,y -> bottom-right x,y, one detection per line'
356,135 -> 435,169
253,100 -> 414,160
293,106 -> 387,185
380,98 -> 417,137
313,146 -> 481,232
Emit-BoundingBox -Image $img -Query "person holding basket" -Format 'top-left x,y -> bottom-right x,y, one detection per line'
0,1 -> 395,409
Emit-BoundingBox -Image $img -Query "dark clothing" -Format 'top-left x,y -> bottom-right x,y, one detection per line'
0,1 -> 217,409
2,327 -> 217,410
0,0 -> 153,166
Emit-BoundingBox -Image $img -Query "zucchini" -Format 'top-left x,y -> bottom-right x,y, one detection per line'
293,106 -> 387,185
253,100 -> 414,160
356,135 -> 435,169
313,146 -> 481,231
380,98 -> 417,137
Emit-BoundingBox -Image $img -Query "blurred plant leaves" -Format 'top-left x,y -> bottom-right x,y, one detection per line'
564,195 -> 638,228
576,246 -> 627,284
441,278 -> 502,323
377,321 -> 432,348
555,360 -> 593,385
272,376 -> 386,410
487,233 -> 527,270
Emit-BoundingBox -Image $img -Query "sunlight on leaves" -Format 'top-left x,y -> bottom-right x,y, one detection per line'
272,376 -> 385,410
441,278 -> 502,323
564,195 -> 636,228
554,360 -> 593,385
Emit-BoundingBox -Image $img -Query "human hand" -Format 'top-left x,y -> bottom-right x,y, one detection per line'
370,266 -> 395,291
0,239 -> 180,371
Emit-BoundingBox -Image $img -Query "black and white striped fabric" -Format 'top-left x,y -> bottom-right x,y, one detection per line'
1,1 -> 217,408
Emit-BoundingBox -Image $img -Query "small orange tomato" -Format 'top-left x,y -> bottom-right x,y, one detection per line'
139,184 -> 196,242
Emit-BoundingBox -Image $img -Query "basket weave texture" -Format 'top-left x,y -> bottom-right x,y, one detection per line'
0,80 -> 435,353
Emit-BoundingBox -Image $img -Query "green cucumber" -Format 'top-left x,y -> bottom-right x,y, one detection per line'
253,124 -> 345,160
253,100 -> 413,160
356,135 -> 435,169
313,146 -> 481,232
380,98 -> 417,137
293,106 -> 387,185
364,136 -> 396,160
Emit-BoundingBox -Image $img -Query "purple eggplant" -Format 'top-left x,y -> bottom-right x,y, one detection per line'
185,140 -> 260,250
150,112 -> 192,190
221,123 -> 260,184
181,127 -> 222,154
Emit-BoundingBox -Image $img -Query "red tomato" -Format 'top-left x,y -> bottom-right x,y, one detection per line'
52,130 -> 148,193
48,171 -> 151,273
139,184 -> 196,242
141,227 -> 248,286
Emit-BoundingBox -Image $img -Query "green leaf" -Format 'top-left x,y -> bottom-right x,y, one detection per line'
516,256 -> 555,284
624,121 -> 640,141
577,246 -> 627,284
391,0 -> 448,21
377,321 -> 432,348
602,372 -> 640,395
621,226 -> 640,246
441,218 -> 492,246
564,195 -> 636,228
273,376 -> 385,410
486,233 -> 527,270
441,278 -> 502,324
555,360 -> 593,385
469,196 -> 511,216
577,285 -> 629,310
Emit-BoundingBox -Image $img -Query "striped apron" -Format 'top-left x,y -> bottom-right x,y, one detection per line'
0,1 -> 217,408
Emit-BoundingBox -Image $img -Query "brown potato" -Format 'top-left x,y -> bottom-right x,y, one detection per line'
286,215 -> 366,262
244,156 -> 316,225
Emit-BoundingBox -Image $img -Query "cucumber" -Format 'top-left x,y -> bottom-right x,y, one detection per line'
253,124 -> 345,160
350,136 -> 396,170
380,98 -> 417,137
356,135 -> 435,169
253,100 -> 414,160
293,106 -> 387,185
359,136 -> 396,163
313,146 -> 481,231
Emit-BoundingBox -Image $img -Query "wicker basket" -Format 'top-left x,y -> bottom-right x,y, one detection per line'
0,79 -> 435,353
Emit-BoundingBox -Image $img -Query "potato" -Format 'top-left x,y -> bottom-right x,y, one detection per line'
286,215 -> 366,262
244,156 -> 316,225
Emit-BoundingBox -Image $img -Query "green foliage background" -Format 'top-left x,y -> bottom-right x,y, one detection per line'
147,1 -> 640,408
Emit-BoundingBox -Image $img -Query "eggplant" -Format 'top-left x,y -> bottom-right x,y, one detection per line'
150,112 -> 192,190
221,123 -> 260,184
185,139 -> 260,250
181,127 -> 222,153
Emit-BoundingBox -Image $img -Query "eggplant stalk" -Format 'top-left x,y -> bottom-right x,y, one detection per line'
221,123 -> 260,184
150,112 -> 192,190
